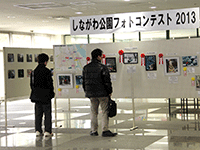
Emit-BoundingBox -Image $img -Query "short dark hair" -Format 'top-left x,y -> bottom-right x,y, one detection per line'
91,48 -> 103,59
38,53 -> 49,63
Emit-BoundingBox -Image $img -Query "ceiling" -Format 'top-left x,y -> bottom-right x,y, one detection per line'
1,0 -> 200,35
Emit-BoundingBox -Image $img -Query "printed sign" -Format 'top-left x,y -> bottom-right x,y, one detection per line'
70,7 -> 199,35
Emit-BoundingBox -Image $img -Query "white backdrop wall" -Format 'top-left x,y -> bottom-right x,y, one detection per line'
4,38 -> 200,100
4,47 -> 53,100
87,38 -> 200,98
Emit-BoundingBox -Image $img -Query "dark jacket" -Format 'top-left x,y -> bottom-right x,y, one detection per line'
30,64 -> 55,104
82,59 -> 112,98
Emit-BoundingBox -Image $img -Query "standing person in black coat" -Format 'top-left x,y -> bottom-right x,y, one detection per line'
30,53 -> 55,137
82,48 -> 117,137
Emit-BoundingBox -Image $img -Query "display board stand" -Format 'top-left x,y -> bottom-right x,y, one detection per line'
130,74 -> 138,131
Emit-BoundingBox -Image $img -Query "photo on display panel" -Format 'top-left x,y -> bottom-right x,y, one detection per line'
164,57 -> 180,75
123,52 -> 138,64
8,53 -> 14,62
50,55 -> 54,62
182,56 -> 198,67
8,70 -> 15,79
27,54 -> 32,62
75,75 -> 83,85
18,69 -> 24,78
27,69 -> 32,77
105,57 -> 117,73
145,55 -> 157,71
17,54 -> 24,62
57,74 -> 73,88
196,75 -> 200,91
34,54 -> 39,62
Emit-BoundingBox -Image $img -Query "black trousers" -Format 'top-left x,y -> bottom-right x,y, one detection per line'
35,102 -> 52,133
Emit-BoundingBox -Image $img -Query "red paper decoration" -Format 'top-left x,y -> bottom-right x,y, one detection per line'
86,57 -> 90,64
140,53 -> 145,66
102,54 -> 106,64
158,53 -> 163,64
118,50 -> 124,63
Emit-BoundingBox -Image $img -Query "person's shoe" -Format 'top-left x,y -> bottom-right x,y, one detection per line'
44,132 -> 53,137
102,130 -> 117,137
90,131 -> 98,136
36,131 -> 43,137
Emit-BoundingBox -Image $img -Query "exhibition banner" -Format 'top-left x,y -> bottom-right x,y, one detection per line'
70,7 -> 199,35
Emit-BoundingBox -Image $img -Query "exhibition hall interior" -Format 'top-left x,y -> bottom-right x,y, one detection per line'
1,0 -> 200,150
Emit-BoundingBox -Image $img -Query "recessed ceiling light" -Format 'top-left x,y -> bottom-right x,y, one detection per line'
124,0 -> 130,1
7,16 -> 15,19
75,12 -> 83,14
150,6 -> 156,9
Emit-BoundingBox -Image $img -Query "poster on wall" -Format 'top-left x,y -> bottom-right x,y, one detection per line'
50,55 -> 54,62
34,54 -> 39,62
17,54 -> 24,62
54,44 -> 86,71
27,69 -> 32,77
75,75 -> 83,85
18,69 -> 24,78
164,57 -> 180,75
196,75 -> 200,91
8,70 -> 15,79
27,54 -> 32,62
145,55 -> 157,71
123,52 -> 138,64
8,53 -> 14,62
182,56 -> 198,67
57,74 -> 73,88
105,57 -> 117,72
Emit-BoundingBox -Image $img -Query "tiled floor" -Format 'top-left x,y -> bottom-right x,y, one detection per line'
0,98 -> 200,149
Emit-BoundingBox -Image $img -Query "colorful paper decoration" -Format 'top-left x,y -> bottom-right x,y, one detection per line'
76,85 -> 79,93
102,54 -> 106,64
183,67 -> 187,76
158,53 -> 163,64
191,77 -> 195,86
118,50 -> 124,63
86,57 -> 90,64
58,88 -> 62,96
140,53 -> 145,66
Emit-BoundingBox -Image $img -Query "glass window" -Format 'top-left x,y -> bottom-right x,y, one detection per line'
170,29 -> 196,39
115,32 -> 139,42
89,34 -> 113,43
141,30 -> 166,41
12,34 -> 31,47
0,33 -> 9,50
33,34 -> 52,48
65,35 -> 88,44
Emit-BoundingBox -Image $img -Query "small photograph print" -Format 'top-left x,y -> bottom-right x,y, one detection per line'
196,75 -> 200,91
57,74 -> 73,88
18,69 -> 24,78
8,53 -> 14,62
75,75 -> 83,85
27,69 -> 32,77
123,52 -> 138,64
17,54 -> 24,62
145,55 -> 157,71
164,57 -> 180,75
8,70 -> 15,79
34,54 -> 39,62
27,54 -> 32,62
105,57 -> 117,73
50,55 -> 54,62
182,56 -> 198,67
